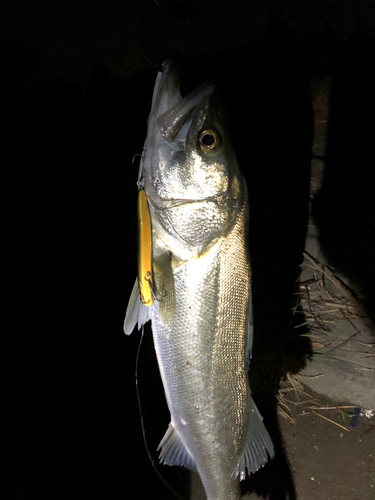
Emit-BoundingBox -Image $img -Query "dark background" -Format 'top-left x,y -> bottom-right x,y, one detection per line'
1,1 -> 375,499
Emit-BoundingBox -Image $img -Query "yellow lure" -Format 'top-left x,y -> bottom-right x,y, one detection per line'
137,189 -> 154,306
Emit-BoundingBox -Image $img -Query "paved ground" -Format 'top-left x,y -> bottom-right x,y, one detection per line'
277,389 -> 375,500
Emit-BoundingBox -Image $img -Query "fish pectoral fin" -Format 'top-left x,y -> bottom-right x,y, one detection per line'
123,278 -> 152,335
238,397 -> 275,478
157,423 -> 196,471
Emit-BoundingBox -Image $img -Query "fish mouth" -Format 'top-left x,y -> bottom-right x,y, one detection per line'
152,60 -> 215,144
149,194 -> 227,210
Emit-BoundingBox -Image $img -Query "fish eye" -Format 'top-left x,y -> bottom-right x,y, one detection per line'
198,129 -> 221,155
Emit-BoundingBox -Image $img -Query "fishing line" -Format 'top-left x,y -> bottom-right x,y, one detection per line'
138,0 -> 198,74
137,1 -> 164,73
135,324 -> 187,500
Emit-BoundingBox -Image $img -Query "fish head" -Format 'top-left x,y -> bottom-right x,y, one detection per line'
140,60 -> 245,260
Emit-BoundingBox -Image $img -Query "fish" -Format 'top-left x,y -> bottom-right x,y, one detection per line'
124,60 -> 274,500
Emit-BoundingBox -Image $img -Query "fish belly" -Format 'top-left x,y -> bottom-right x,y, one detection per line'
151,204 -> 250,500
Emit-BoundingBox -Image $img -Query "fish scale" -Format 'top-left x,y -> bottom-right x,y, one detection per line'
154,237 -> 247,499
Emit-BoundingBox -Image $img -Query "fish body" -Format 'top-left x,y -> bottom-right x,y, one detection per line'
125,61 -> 274,500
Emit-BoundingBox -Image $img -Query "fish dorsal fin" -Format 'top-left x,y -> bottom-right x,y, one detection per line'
158,423 -> 196,471
123,278 -> 152,335
238,397 -> 275,479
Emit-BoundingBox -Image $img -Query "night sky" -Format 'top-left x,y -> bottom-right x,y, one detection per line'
1,1 -> 375,499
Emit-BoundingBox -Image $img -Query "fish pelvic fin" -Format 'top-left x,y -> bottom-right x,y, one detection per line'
238,397 -> 274,479
123,278 -> 152,335
158,423 -> 196,471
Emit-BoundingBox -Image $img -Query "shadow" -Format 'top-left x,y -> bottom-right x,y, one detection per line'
230,42 -> 313,499
312,39 -> 375,324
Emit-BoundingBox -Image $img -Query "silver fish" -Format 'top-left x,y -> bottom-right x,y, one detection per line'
124,61 -> 274,500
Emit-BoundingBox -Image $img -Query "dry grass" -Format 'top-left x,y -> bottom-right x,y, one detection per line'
295,251 -> 367,350
277,252 -> 371,427
277,373 -> 358,431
